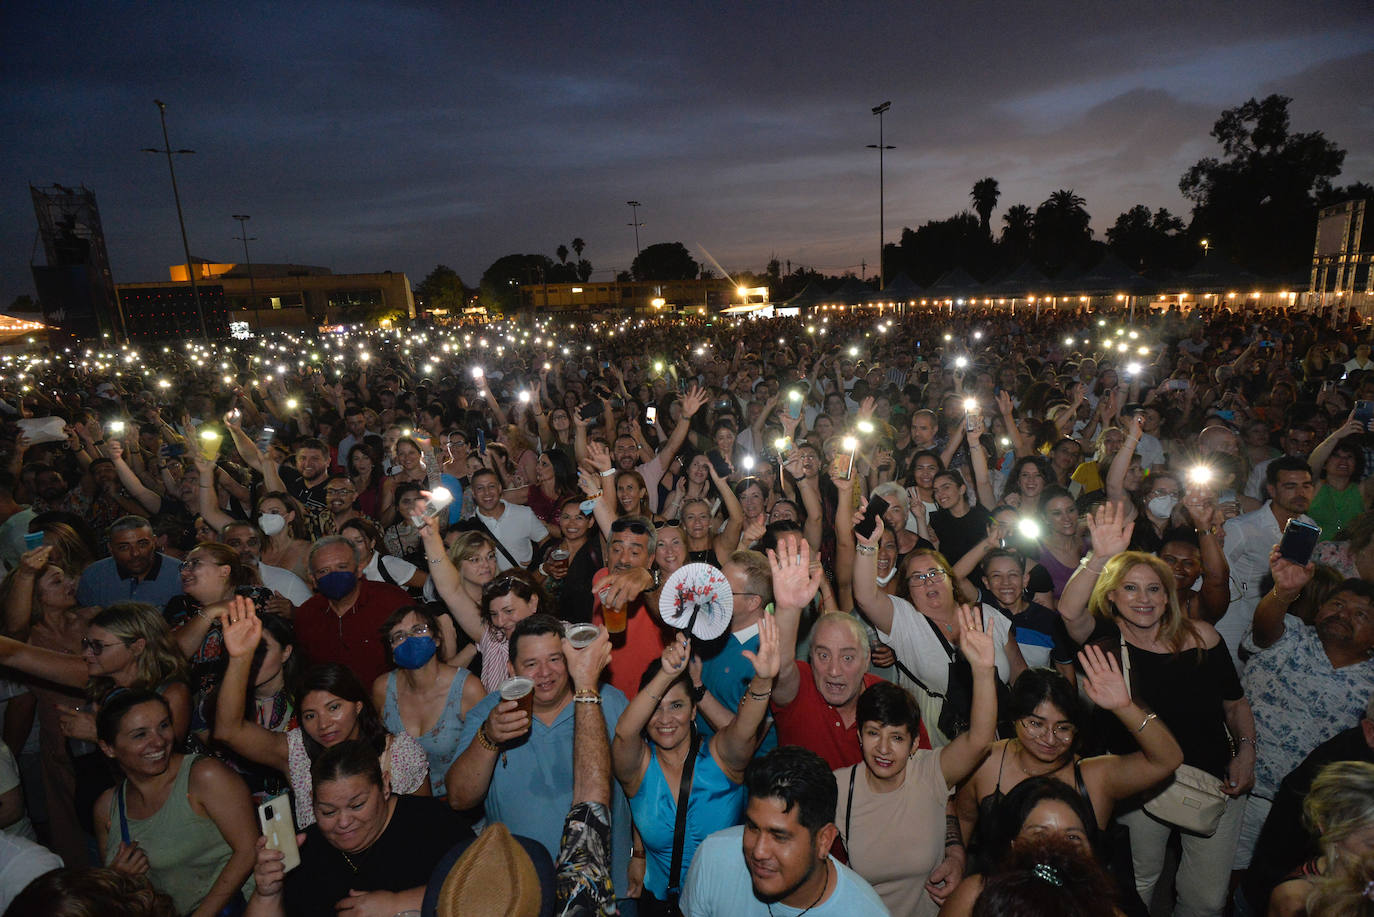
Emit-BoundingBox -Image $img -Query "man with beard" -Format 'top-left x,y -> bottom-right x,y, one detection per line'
1221,456 -> 1317,666
28,465 -> 90,518
321,474 -> 367,532
76,515 -> 184,607
680,746 -> 886,916
591,515 -> 665,699
1231,549 -> 1374,873
221,520 -> 311,609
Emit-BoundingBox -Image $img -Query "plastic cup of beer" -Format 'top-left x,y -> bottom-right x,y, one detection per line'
566,623 -> 599,649
602,604 -> 628,634
500,676 -> 535,717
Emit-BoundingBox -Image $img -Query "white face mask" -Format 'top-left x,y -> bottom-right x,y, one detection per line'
876,568 -> 898,586
1146,494 -> 1178,519
259,513 -> 287,536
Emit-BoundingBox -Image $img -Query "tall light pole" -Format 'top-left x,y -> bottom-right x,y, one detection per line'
231,214 -> 259,333
626,200 -> 644,257
867,101 -> 895,291
142,100 -> 208,340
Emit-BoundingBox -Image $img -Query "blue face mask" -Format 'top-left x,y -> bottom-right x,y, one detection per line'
316,570 -> 357,600
392,635 -> 437,669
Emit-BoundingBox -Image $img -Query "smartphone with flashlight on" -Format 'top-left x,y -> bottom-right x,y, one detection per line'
787,389 -> 804,419
854,496 -> 889,540
645,406 -> 657,425
833,436 -> 858,480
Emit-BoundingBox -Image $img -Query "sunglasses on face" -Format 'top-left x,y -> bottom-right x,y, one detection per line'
81,638 -> 127,656
653,519 -> 682,529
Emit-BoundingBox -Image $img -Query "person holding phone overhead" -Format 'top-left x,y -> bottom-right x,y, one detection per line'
1229,544 -> 1374,875
1220,456 -> 1317,668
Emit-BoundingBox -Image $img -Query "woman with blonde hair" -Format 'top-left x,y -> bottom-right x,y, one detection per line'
1058,501 -> 1256,917
417,522 -> 497,668
1269,761 -> 1374,917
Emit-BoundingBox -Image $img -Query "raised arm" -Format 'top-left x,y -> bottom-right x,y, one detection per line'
1309,416 -> 1364,476
711,612 -> 780,779
1250,547 -> 1309,649
949,522 -> 1003,606
1058,502 -> 1133,645
767,534 -> 823,707
613,633 -> 690,795
106,439 -> 164,515
564,626 -> 613,808
1181,493 -> 1231,623
3,546 -> 50,639
832,474 -> 857,612
966,418 -> 996,510
655,385 -> 708,470
417,519 -> 483,643
938,604 -> 998,786
1104,413 -> 1143,505
995,391 -> 1032,459
711,463 -> 745,561
212,601 -> 289,774
850,514 -> 897,634
1078,644 -> 1184,804
193,456 -> 236,532
791,460 -> 824,553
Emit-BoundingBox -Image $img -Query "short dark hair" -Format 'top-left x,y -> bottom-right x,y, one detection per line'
470,468 -> 501,488
311,738 -> 383,790
1266,455 -> 1313,490
983,547 -> 1027,570
856,681 -> 921,736
508,612 -> 565,663
109,515 -> 152,537
744,746 -> 836,836
296,437 -> 329,456
932,468 -> 966,492
381,604 -> 445,662
1331,578 -> 1374,605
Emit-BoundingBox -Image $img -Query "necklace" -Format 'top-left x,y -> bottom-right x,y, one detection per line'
340,847 -> 365,873
766,861 -> 830,917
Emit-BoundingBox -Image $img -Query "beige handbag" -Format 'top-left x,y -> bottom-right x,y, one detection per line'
1120,641 -> 1228,836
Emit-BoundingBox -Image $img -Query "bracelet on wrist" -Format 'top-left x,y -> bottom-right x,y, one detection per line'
855,544 -> 877,556
475,724 -> 500,752
573,688 -> 602,705
598,469 -> 615,478
747,689 -> 772,701
1137,712 -> 1158,733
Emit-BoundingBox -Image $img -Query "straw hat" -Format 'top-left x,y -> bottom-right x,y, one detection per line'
423,823 -> 554,917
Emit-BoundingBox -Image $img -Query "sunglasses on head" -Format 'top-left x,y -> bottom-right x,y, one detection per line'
611,519 -> 651,535
653,519 -> 682,529
482,573 -> 522,595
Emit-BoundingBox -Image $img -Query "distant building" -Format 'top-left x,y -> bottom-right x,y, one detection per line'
29,184 -> 121,343
115,261 -> 414,339
518,278 -> 739,314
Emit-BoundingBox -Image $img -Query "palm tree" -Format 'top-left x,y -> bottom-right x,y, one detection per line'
1032,190 -> 1092,272
571,238 -> 586,259
556,244 -> 569,264
970,178 -> 1000,237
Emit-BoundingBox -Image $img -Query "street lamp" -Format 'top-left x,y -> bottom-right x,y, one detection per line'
231,215 -> 259,333
626,200 -> 644,258
142,100 -> 208,340
867,101 -> 895,291
1200,238 -> 1210,258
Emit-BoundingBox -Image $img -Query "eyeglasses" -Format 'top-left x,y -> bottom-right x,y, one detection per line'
611,519 -> 651,535
387,624 -> 432,647
654,519 -> 682,529
180,559 -> 220,572
1018,717 -> 1077,744
907,569 -> 948,585
81,638 -> 127,656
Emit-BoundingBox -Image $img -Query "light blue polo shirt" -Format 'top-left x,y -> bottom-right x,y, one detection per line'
76,553 -> 185,609
457,683 -> 633,898
696,623 -> 777,753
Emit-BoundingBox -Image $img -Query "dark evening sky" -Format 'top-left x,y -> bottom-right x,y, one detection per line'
2,1 -> 1372,308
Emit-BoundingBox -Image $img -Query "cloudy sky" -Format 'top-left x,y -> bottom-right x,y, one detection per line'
2,1 -> 1372,307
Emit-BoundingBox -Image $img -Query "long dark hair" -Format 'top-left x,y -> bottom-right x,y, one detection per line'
294,663 -> 386,760
978,777 -> 1101,872
1007,667 -> 1086,757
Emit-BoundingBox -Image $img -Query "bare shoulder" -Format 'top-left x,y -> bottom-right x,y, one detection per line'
1186,619 -> 1222,650
1267,878 -> 1311,917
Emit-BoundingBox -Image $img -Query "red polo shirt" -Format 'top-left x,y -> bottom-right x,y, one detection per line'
294,579 -> 412,685
591,568 -> 668,700
772,661 -> 931,770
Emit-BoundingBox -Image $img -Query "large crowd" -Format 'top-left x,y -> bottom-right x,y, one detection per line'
0,304 -> 1371,917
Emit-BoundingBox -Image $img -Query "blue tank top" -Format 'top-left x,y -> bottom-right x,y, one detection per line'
383,667 -> 470,795
628,740 -> 747,898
